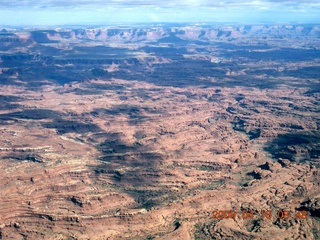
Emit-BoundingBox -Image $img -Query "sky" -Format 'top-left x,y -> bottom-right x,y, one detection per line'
0,0 -> 319,26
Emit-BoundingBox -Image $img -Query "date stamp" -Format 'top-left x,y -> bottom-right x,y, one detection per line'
212,209 -> 308,220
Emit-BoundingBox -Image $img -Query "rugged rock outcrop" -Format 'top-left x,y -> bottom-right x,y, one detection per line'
0,24 -> 319,239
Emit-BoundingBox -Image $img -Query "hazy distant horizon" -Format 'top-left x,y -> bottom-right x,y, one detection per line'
0,0 -> 319,26
2,22 -> 320,29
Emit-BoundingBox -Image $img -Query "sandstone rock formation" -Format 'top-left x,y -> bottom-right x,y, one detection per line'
0,24 -> 319,239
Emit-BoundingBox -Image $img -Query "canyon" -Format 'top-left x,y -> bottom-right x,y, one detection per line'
0,24 -> 319,239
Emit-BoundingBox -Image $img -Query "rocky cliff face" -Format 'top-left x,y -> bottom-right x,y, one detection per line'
29,25 -> 320,43
3,25 -> 319,45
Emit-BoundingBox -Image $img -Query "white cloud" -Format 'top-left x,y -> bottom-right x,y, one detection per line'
0,0 -> 319,25
0,0 -> 319,9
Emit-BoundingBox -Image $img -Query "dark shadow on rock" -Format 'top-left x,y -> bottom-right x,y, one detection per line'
247,171 -> 261,180
69,88 -> 105,95
0,109 -> 63,121
42,119 -> 101,135
231,117 -> 261,140
3,153 -> 45,163
263,131 -> 320,164
1,39 -> 318,90
88,130 -> 166,210
0,95 -> 24,102
85,83 -> 125,91
297,198 -> 320,218
0,95 -> 24,111
91,105 -> 162,125
0,102 -> 21,111
30,30 -> 59,43
0,108 -> 102,136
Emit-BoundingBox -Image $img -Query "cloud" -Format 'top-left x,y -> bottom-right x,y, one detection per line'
0,0 -> 319,10
0,0 -> 319,25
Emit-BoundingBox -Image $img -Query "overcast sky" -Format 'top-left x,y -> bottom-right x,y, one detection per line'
0,0 -> 319,26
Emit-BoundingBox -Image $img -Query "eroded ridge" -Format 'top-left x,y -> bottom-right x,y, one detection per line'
0,25 -> 319,239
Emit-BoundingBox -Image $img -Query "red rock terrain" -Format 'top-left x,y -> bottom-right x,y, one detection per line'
0,25 -> 319,239
0,78 -> 318,239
